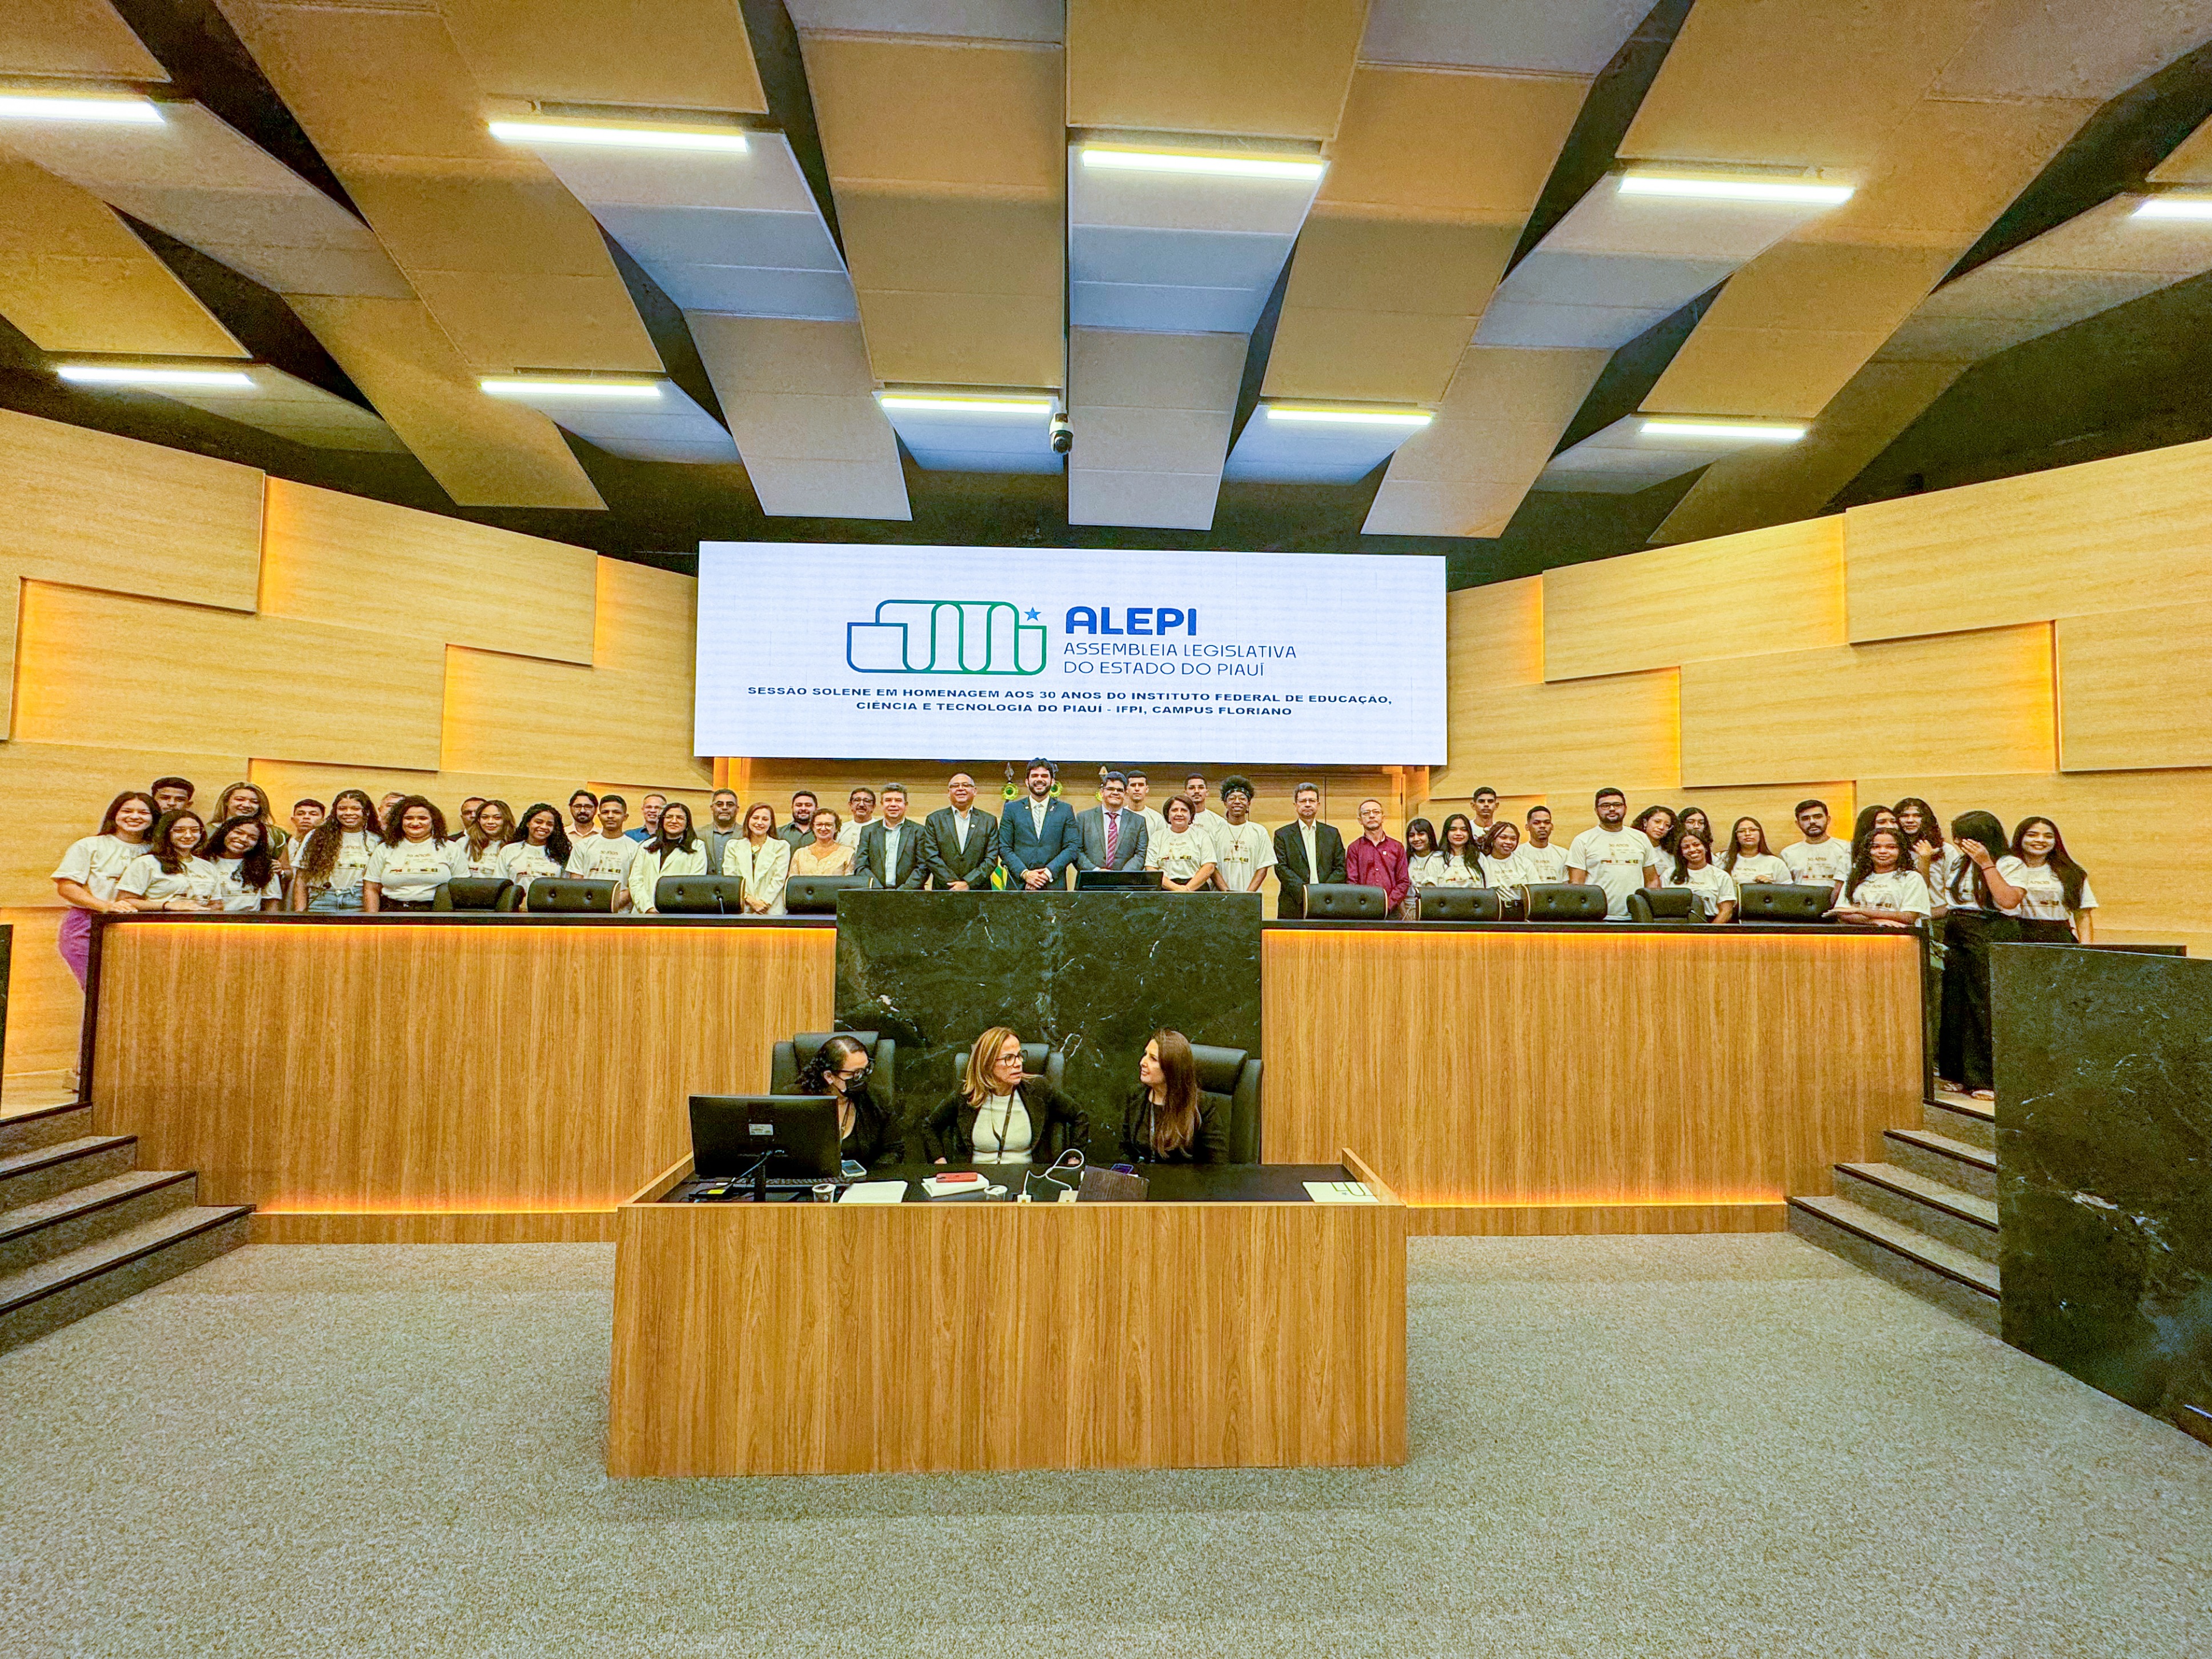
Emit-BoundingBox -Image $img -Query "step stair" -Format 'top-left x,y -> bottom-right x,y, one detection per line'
0,1103 -> 250,1355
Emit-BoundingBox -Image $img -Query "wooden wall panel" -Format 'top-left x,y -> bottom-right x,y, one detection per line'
1543,519 -> 1846,683
244,762 -> 722,837
2055,604 -> 2212,772
0,908 -> 81,1073
14,584 -> 444,769
1844,436 -> 2212,643
1430,668 -> 1678,801
1446,575 -> 1543,687
0,739 -> 251,903
1680,625 -> 2055,788
259,480 -> 596,664
440,646 -> 707,784
592,557 -> 695,672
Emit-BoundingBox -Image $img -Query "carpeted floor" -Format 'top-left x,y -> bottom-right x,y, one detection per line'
2,1235 -> 2207,1658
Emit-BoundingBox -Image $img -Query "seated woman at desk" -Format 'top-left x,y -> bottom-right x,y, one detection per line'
792,1034 -> 898,1168
918,1026 -> 1088,1165
1120,1028 -> 1228,1165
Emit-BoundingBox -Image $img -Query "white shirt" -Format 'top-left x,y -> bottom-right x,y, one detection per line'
1191,807 -> 1229,842
1418,851 -> 1484,888
837,818 -> 869,849
1848,868 -> 1932,920
720,836 -> 791,915
456,838 -> 507,878
1725,851 -> 1792,887
366,837 -> 462,902
54,834 -> 147,904
1477,850 -> 1532,889
1025,796 -> 1052,837
1996,856 -> 2096,921
868,820 -> 909,879
1566,826 -> 1658,919
1148,827 -> 1217,884
1135,806 -> 1169,852
946,808 -> 977,852
971,1091 -> 1033,1164
1677,864 -> 1738,919
1781,839 -> 1852,887
1212,820 -> 1275,891
564,833 -> 635,881
1934,844 -> 1996,914
1518,842 -> 1570,884
210,856 -> 284,911
119,853 -> 217,907
624,843 -> 710,912
1297,820 -> 1321,881
497,840 -> 562,891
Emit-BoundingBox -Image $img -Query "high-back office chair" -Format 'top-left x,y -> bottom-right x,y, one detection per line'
524,877 -> 616,913
656,875 -> 747,913
1417,887 -> 1513,921
1303,883 -> 1388,920
1734,882 -> 1837,922
440,876 -> 521,911
785,873 -> 867,915
1019,1043 -> 1066,1094
1189,1044 -> 1263,1162
770,1030 -> 897,1109
1625,888 -> 1701,923
1519,883 -> 1609,921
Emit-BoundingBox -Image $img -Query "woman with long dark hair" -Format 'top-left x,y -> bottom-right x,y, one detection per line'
792,1033 -> 898,1168
1403,817 -> 1441,888
210,781 -> 288,873
1478,819 -> 1533,888
1120,1028 -> 1227,1165
1935,810 -> 2025,1100
1852,803 -> 1901,845
363,796 -> 459,912
52,790 -> 157,985
1427,813 -> 1483,887
498,802 -> 571,895
118,810 -> 217,912
1894,796 -> 1944,879
458,799 -> 515,877
1998,816 -> 2096,944
1723,817 -> 1790,887
1830,827 -> 1930,928
291,788 -> 383,912
207,817 -> 284,911
1669,829 -> 1737,922
1631,805 -> 1675,856
623,799 -> 711,913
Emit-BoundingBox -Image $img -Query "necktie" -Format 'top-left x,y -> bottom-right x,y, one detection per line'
1105,811 -> 1118,865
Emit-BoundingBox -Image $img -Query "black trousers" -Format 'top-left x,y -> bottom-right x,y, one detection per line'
2017,918 -> 2077,945
1936,910 -> 2021,1091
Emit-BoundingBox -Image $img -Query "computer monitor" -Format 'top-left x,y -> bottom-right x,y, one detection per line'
688,1095 -> 841,1180
1075,869 -> 1163,891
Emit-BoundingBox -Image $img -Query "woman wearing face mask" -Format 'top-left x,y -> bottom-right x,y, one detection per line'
53,790 -> 158,985
917,1027 -> 1089,1166
498,803 -> 571,896
1829,827 -> 1930,928
1997,816 -> 2096,944
291,788 -> 383,912
1120,1029 -> 1227,1165
1934,810 -> 2023,1100
363,796 -> 460,912
623,800 -> 711,913
118,811 -> 218,912
207,817 -> 286,912
1669,829 -> 1738,922
792,1034 -> 898,1168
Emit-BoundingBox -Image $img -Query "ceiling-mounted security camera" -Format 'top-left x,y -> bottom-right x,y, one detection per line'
1049,414 -> 1073,455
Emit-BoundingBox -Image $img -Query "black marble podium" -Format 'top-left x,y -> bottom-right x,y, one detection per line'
1993,943 -> 2210,1441
833,891 -> 1263,1129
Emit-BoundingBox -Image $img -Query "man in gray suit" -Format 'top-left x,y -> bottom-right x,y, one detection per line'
854,784 -> 928,889
922,772 -> 1000,890
1074,770 -> 1147,875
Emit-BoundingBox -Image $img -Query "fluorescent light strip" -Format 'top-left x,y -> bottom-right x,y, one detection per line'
1618,173 -> 1851,206
878,395 -> 1056,416
1079,147 -> 1324,182
489,120 -> 748,153
480,378 -> 664,400
1639,419 -> 1806,443
58,365 -> 254,389
1265,406 -> 1432,427
0,93 -> 164,125
2133,195 -> 2212,220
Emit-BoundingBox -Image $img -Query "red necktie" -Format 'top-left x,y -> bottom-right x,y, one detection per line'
1105,812 -> 1118,865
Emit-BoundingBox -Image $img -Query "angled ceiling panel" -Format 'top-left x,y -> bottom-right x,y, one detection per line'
1540,413 -> 1809,494
63,360 -> 404,451
0,0 -> 166,79
433,0 -> 768,111
1068,327 -> 1241,526
480,377 -> 739,463
1066,0 -> 1369,141
1357,0 -> 1650,75
785,1 -> 1063,39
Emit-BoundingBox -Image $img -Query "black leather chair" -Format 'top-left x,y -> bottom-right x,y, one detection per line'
1304,883 -> 1388,920
1626,887 -> 1701,923
1735,882 -> 1837,922
1018,1041 -> 1067,1094
1520,882 -> 1609,921
1189,1043 -> 1263,1162
524,877 -> 616,913
657,874 -> 747,913
440,876 -> 520,911
1418,886 -> 1510,921
769,1029 -> 897,1109
786,873 -> 867,915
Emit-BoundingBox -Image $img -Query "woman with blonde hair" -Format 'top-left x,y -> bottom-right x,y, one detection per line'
916,1026 -> 1088,1165
210,781 -> 289,872
458,798 -> 516,877
1119,1028 -> 1228,1165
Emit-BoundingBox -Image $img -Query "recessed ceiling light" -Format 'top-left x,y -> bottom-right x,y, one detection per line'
2133,195 -> 2212,220
1079,147 -> 1325,182
1265,406 -> 1433,427
877,395 -> 1056,415
0,93 -> 164,125
57,364 -> 255,389
1639,419 -> 1807,443
488,119 -> 749,153
480,378 -> 664,399
1618,173 -> 1852,206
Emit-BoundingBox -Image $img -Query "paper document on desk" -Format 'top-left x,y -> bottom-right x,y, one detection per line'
837,1181 -> 909,1204
1304,1180 -> 1379,1204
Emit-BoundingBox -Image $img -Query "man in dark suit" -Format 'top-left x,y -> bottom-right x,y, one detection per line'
1073,770 -> 1147,876
1000,758 -> 1082,891
922,771 -> 1000,890
1271,780 -> 1347,918
853,784 -> 928,889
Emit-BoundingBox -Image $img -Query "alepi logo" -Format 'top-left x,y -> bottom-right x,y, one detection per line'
847,600 -> 1048,677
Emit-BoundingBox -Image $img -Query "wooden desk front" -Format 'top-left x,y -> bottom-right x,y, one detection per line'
607,1153 -> 1408,1476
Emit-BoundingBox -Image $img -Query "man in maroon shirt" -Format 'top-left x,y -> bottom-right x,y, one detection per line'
1344,798 -> 1409,913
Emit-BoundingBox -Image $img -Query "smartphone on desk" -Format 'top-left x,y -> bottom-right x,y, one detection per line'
840,1159 -> 868,1180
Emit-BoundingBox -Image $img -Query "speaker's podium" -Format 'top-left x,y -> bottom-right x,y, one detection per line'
607,1152 -> 1407,1477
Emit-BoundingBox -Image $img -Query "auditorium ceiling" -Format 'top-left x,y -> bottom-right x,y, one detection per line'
8,0 -> 2212,587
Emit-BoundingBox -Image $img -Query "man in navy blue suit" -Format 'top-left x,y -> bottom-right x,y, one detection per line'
1000,758 -> 1083,891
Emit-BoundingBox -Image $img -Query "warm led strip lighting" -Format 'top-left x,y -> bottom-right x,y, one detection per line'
1079,146 -> 1324,182
878,395 -> 1056,415
0,93 -> 163,124
1265,406 -> 1433,427
2133,195 -> 2212,220
481,378 -> 664,399
1640,419 -> 1807,443
58,364 -> 255,389
1619,173 -> 1852,206
490,119 -> 749,153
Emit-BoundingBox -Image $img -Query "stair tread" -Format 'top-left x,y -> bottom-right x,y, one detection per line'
0,1135 -> 136,1180
1884,1125 -> 1997,1171
1838,1162 -> 1998,1228
0,1205 -> 251,1313
0,1170 -> 195,1241
1932,1088 -> 1997,1121
1792,1195 -> 2001,1295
